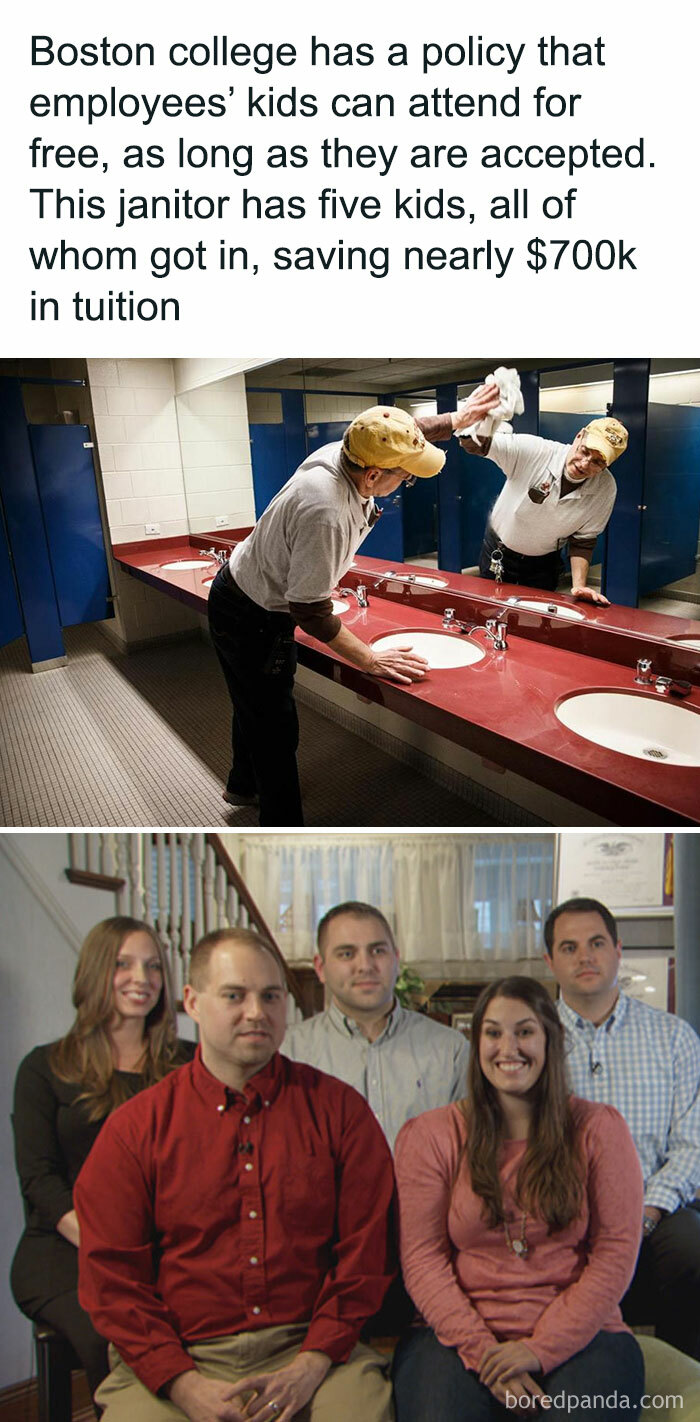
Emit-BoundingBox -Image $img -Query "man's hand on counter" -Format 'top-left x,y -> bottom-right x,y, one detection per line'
366,645 -> 430,683
571,585 -> 611,606
326,625 -> 429,684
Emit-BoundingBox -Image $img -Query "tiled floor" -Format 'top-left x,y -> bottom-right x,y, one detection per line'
0,627 -> 499,828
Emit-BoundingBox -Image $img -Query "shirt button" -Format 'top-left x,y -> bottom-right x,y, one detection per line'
217,1104 -> 225,1113
249,1210 -> 258,1219
264,1100 -> 270,1107
244,1162 -> 253,1172
250,1256 -> 258,1265
252,1307 -> 261,1316
243,1116 -> 251,1124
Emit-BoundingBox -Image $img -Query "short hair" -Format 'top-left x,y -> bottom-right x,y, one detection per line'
543,897 -> 619,953
188,927 -> 286,991
316,901 -> 396,957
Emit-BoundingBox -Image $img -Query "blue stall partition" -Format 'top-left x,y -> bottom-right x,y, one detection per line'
0,378 -> 66,668
250,391 -> 307,518
306,419 -> 404,562
250,422 -> 288,518
0,504 -> 24,650
28,425 -> 112,627
639,403 -> 700,596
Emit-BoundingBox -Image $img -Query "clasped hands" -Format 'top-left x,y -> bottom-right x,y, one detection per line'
168,1351 -> 330,1422
479,1339 -> 549,1411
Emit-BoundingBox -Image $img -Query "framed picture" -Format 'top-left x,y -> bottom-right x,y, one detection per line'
555,833 -> 674,916
451,1012 -> 473,1038
619,951 -> 674,1011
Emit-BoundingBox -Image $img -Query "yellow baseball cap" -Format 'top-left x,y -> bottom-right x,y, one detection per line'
343,406 -> 446,479
583,417 -> 629,466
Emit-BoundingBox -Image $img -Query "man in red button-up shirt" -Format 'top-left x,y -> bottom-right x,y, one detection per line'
75,929 -> 396,1422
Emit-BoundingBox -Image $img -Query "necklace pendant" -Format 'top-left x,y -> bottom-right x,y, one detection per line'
512,1238 -> 526,1256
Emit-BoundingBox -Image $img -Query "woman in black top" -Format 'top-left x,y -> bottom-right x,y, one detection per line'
11,916 -> 193,1400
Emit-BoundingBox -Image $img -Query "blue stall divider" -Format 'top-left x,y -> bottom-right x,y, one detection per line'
28,425 -> 112,627
639,403 -> 700,596
0,504 -> 24,650
0,378 -> 65,667
250,423 -> 288,518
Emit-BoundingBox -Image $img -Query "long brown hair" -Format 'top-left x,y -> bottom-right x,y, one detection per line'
50,917 -> 182,1121
459,976 -> 583,1231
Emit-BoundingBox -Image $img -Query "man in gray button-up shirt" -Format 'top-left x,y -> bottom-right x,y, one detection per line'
282,901 -> 469,1151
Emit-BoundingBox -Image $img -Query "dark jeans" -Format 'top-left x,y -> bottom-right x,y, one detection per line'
622,1203 -> 700,1360
393,1328 -> 645,1422
479,522 -> 563,593
207,565 -> 304,826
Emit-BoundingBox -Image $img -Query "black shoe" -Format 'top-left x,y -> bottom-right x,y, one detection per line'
222,788 -> 259,807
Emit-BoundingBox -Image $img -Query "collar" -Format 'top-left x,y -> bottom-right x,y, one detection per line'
191,1043 -> 284,1112
327,996 -> 402,1041
558,989 -> 629,1037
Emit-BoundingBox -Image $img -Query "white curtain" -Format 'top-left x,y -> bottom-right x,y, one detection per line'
241,835 -> 554,966
242,835 -> 395,960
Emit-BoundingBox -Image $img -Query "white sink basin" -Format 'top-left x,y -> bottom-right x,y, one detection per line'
160,558 -> 214,571
507,597 -> 584,622
555,690 -> 700,765
371,629 -> 485,669
332,598 -> 350,614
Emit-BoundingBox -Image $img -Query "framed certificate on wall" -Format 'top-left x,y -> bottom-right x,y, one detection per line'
555,833 -> 673,916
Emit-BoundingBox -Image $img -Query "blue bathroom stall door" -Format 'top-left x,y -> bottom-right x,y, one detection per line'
250,423 -> 288,518
28,425 -> 112,626
0,506 -> 24,649
638,403 -> 700,596
403,477 -> 438,559
306,420 -> 404,561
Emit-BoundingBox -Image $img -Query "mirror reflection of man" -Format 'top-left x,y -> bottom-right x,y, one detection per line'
283,902 -> 469,1151
544,897 -> 700,1361
459,417 -> 629,604
75,930 -> 397,1422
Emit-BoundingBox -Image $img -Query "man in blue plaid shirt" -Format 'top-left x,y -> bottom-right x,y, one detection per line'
544,896 -> 700,1360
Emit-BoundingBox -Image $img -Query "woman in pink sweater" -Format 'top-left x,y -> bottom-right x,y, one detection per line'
393,976 -> 645,1421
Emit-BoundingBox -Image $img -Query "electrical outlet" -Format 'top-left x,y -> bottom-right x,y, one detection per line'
145,522 -> 160,536
215,515 -> 227,528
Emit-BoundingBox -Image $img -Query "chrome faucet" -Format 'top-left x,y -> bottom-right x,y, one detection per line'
338,584 -> 369,608
374,570 -> 417,588
442,607 -> 470,632
204,546 -> 229,567
635,658 -> 691,697
484,618 -> 509,651
442,608 -> 509,650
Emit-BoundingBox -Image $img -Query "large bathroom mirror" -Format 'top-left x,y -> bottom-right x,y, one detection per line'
170,356 -> 700,641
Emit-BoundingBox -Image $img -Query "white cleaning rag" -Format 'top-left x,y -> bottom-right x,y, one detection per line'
455,366 -> 524,446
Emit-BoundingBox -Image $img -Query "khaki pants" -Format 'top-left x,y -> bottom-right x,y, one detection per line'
95,1325 -> 394,1422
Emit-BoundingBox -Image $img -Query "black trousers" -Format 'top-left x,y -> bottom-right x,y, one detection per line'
36,1290 -> 109,1401
479,521 -> 563,592
621,1203 -> 700,1360
207,565 -> 304,826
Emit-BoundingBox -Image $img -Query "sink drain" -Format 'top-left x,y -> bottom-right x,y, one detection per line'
643,746 -> 669,760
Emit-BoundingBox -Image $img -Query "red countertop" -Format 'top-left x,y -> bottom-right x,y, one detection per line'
112,535 -> 700,826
